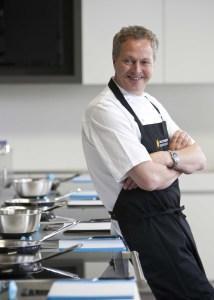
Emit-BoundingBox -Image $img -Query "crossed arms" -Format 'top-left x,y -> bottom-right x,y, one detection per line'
123,130 -> 207,191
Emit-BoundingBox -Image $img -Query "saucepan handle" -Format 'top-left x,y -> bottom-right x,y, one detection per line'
42,266 -> 80,279
35,243 -> 83,263
40,221 -> 79,242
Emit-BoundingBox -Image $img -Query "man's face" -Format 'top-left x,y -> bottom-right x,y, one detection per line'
113,38 -> 154,95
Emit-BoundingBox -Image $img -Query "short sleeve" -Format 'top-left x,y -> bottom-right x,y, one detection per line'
85,102 -> 151,182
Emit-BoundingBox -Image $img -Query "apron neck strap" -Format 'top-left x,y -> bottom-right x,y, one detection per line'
108,78 -> 143,129
108,78 -> 164,122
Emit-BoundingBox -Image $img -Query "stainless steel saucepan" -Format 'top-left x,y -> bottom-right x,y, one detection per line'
13,177 -> 53,198
0,206 -> 42,237
0,204 -> 71,237
0,243 -> 82,277
4,192 -> 74,208
0,222 -> 79,254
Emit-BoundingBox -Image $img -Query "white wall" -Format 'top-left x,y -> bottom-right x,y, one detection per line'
0,83 -> 99,171
0,83 -> 213,172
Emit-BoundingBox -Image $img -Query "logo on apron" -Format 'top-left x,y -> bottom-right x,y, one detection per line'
156,138 -> 169,149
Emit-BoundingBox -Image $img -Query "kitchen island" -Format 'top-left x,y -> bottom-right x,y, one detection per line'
0,171 -> 154,300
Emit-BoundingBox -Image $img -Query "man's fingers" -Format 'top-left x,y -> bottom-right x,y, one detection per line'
123,177 -> 138,190
169,130 -> 191,150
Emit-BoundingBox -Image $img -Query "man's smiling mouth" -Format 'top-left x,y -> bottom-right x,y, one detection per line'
128,75 -> 143,81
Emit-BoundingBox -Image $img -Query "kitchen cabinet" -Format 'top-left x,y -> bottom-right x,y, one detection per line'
164,0 -> 214,83
181,193 -> 214,281
179,173 -> 214,280
82,0 -> 214,84
81,0 -> 163,84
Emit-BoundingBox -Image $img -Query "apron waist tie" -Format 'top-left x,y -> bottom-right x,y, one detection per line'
109,205 -> 185,221
143,205 -> 185,219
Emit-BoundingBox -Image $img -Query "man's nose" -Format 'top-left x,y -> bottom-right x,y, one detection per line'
132,61 -> 141,72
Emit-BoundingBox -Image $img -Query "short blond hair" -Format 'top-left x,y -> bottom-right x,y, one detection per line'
112,25 -> 159,60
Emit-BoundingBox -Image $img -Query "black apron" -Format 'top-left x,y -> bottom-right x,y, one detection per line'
108,78 -> 214,300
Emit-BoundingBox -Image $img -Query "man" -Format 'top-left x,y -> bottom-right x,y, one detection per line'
82,25 -> 214,299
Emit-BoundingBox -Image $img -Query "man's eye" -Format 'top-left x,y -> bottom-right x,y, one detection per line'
124,59 -> 133,65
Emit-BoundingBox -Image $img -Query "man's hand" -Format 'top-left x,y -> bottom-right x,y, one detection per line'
123,177 -> 138,190
169,130 -> 192,151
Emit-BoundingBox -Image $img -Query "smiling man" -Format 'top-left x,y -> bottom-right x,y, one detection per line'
113,38 -> 154,95
82,26 -> 214,299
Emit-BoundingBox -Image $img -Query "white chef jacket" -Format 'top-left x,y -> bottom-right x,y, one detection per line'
82,84 -> 180,216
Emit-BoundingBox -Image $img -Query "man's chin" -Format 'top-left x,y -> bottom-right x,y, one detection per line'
128,84 -> 145,95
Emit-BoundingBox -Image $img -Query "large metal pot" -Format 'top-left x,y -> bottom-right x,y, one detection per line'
0,206 -> 41,237
13,178 -> 53,198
